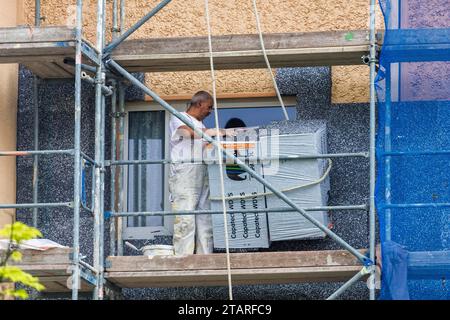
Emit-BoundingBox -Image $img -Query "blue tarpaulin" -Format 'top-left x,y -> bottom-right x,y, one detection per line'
376,0 -> 450,300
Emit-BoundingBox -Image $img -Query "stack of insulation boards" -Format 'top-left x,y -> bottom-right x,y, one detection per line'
207,120 -> 330,249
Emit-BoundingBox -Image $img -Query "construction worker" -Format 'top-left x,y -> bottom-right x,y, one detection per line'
169,91 -> 233,255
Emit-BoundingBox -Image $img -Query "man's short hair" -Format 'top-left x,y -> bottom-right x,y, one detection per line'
188,91 -> 213,110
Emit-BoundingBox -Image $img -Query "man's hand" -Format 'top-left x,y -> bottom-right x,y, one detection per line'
224,128 -> 237,137
205,128 -> 236,137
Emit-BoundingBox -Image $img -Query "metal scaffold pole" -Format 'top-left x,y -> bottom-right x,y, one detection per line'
109,0 -> 119,257
32,0 -> 42,228
111,205 -> 368,217
106,152 -> 368,167
115,0 -> 126,258
369,0 -> 378,301
99,91 -> 106,299
116,83 -> 125,256
120,0 -> 125,34
72,0 -> 83,301
109,82 -> 117,256
112,0 -> 119,36
32,77 -> 39,228
35,0 -> 41,26
93,0 -> 106,301
100,0 -> 107,300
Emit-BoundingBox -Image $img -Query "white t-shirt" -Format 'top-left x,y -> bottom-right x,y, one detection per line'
169,112 -> 206,163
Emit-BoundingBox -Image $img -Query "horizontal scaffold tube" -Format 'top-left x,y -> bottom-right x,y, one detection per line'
0,202 -> 72,209
0,149 -> 74,157
106,58 -> 373,266
81,72 -> 114,96
110,205 -> 368,217
63,58 -> 122,80
107,152 -> 368,166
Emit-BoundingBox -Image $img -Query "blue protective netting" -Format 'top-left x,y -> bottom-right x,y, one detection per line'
376,0 -> 450,299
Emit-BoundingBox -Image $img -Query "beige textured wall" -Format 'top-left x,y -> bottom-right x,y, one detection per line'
23,0 -> 384,102
332,65 -> 371,104
0,0 -> 21,228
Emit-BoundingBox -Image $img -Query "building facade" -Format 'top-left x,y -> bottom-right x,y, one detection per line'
4,0 -> 384,299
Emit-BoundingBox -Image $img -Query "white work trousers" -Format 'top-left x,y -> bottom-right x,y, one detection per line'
169,163 -> 213,255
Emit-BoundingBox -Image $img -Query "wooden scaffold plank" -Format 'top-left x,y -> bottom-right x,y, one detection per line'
105,250 -> 367,288
0,27 -> 376,77
112,30 -> 372,72
0,26 -> 97,79
1,247 -> 93,293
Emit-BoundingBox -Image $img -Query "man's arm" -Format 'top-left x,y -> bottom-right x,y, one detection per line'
176,125 -> 233,139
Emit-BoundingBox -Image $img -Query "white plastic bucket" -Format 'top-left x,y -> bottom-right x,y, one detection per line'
141,244 -> 174,256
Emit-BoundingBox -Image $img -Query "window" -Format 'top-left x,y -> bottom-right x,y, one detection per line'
123,110 -> 172,239
123,97 -> 296,240
127,111 -> 165,227
203,106 -> 296,128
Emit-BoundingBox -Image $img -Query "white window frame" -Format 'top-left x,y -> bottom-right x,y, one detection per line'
122,96 -> 297,240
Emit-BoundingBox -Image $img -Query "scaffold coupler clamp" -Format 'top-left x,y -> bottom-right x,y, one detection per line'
111,111 -> 126,118
362,255 -> 375,268
362,54 -> 379,65
361,264 -> 375,275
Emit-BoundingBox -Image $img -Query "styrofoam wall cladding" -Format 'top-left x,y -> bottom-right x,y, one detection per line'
17,66 -> 372,299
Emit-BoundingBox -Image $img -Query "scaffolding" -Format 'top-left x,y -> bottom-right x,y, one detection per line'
0,0 -> 379,300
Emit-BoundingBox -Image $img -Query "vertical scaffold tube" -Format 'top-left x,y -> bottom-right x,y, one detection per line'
72,0 -> 83,301
113,0 -> 119,35
120,0 -> 125,36
117,0 -> 126,256
110,82 -> 117,256
117,5 -> 126,256
116,84 -> 125,256
32,0 -> 41,229
100,0 -> 108,300
93,0 -> 105,301
99,0 -> 107,300
99,93 -> 106,300
109,0 -> 119,257
32,76 -> 39,228
369,0 -> 377,301
35,0 -> 41,26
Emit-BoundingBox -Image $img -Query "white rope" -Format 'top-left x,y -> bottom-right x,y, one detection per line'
204,0 -> 234,300
251,0 -> 289,121
211,158 -> 332,201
